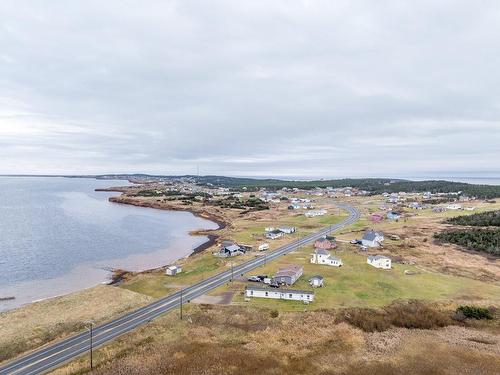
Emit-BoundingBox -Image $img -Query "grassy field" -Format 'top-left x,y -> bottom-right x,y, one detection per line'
121,212 -> 349,298
226,244 -> 500,312
51,303 -> 500,375
121,252 -> 227,298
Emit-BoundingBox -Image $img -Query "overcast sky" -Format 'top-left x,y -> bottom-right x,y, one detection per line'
1,1 -> 499,178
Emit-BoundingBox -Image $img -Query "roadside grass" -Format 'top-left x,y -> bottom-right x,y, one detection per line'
51,303 -> 500,375
226,245 -> 500,312
0,285 -> 152,364
121,252 -> 226,298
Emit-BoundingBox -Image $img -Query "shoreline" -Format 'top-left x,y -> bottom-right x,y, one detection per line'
103,193 -> 228,284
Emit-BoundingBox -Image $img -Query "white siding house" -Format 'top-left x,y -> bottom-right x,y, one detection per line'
310,249 -> 343,267
367,255 -> 392,269
361,230 -> 384,247
245,286 -> 314,302
266,230 -> 284,240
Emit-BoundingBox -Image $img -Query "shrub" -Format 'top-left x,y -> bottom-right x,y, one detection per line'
385,300 -> 452,329
456,306 -> 493,320
270,310 -> 279,318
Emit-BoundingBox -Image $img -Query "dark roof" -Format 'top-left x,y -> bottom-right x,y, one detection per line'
368,255 -> 391,261
363,230 -> 383,241
314,248 -> 330,256
274,264 -> 303,278
245,285 -> 314,295
224,244 -> 241,252
309,275 -> 324,281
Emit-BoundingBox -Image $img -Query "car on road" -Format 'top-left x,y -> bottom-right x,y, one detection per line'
248,275 -> 261,282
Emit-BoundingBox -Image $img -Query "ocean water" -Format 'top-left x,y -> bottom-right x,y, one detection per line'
0,177 -> 218,311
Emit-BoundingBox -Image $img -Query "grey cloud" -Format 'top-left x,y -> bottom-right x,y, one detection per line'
0,0 -> 499,177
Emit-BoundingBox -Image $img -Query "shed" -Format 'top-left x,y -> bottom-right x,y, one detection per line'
166,265 -> 182,276
309,275 -> 324,288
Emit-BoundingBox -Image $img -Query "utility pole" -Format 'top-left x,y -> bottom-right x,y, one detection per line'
86,321 -> 94,371
180,288 -> 183,320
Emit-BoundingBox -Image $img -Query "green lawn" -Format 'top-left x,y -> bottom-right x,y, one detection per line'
121,252 -> 227,298
229,245 -> 500,312
122,213 -> 349,298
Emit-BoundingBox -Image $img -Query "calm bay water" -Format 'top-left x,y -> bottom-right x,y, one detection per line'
0,177 -> 217,311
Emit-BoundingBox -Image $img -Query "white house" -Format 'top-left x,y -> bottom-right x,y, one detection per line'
446,204 -> 462,210
361,230 -> 384,248
245,285 -> 314,302
310,249 -> 343,267
266,230 -> 284,240
279,226 -> 296,234
258,243 -> 270,251
367,255 -> 392,269
166,265 -> 182,275
309,275 -> 324,288
305,209 -> 327,218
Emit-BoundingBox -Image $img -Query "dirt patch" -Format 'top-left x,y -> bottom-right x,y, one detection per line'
192,292 -> 234,305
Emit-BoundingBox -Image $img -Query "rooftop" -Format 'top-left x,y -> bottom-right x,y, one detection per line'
368,255 -> 391,261
245,285 -> 314,295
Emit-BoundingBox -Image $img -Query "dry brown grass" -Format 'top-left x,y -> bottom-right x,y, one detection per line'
0,285 -> 152,363
51,302 -> 500,375
334,300 -> 453,332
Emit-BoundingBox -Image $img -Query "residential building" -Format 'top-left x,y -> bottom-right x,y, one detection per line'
245,285 -> 314,302
279,226 -> 296,234
387,212 -> 401,221
266,230 -> 284,240
215,244 -> 245,257
271,264 -> 303,285
361,230 -> 384,248
310,249 -> 342,267
314,237 -> 336,250
305,209 -> 327,218
370,213 -> 384,222
367,255 -> 392,269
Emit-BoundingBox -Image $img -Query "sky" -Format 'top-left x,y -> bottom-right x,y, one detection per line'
1,1 -> 499,178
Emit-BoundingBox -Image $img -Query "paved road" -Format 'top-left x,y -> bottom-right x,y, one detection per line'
0,202 -> 360,375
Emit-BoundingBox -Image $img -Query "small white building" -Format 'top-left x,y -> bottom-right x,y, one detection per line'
166,265 -> 182,275
258,243 -> 270,251
361,230 -> 384,248
446,204 -> 462,210
266,230 -> 284,240
310,249 -> 343,267
309,275 -> 324,288
367,255 -> 391,269
245,286 -> 314,302
305,209 -> 327,218
279,226 -> 296,234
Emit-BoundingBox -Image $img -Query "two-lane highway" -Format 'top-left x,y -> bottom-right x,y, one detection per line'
0,202 -> 360,375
